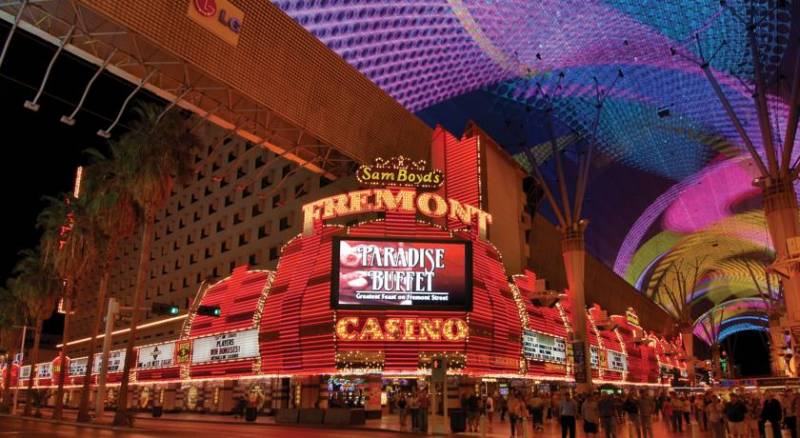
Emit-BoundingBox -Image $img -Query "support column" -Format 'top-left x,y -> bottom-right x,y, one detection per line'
562,228 -> 592,392
763,178 -> 800,377
679,326 -> 696,386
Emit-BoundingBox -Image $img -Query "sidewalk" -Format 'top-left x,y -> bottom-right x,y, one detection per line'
11,407 -> 705,436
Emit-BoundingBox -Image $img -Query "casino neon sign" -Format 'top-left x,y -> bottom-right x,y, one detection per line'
302,188 -> 492,236
336,317 -> 468,342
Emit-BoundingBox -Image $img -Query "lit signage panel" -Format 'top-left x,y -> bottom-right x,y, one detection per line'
332,237 -> 472,310
92,349 -> 126,374
69,357 -> 87,377
608,350 -> 627,372
20,365 -> 30,379
522,330 -> 566,364
37,363 -> 52,379
137,342 -> 176,370
191,329 -> 259,364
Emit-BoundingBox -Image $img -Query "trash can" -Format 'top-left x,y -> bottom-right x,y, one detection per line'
449,408 -> 466,433
245,407 -> 258,422
152,406 -> 163,418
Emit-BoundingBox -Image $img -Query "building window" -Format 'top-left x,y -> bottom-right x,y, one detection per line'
252,203 -> 263,217
279,216 -> 291,231
282,164 -> 292,178
320,176 -> 333,187
272,194 -> 282,209
261,175 -> 272,189
258,224 -> 270,239
238,233 -> 248,246
294,182 -> 308,198
248,254 -> 258,265
269,247 -> 278,261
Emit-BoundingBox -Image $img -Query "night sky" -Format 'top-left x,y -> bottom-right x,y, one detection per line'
0,22 -> 782,376
0,22 -> 158,333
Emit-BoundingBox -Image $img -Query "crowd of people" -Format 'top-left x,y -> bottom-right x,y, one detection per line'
390,386 -> 800,437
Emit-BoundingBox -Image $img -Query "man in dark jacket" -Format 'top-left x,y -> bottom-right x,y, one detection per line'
725,394 -> 747,437
761,393 -> 782,438
598,393 -> 618,438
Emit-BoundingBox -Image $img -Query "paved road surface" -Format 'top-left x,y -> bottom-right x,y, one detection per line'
0,416 -> 410,437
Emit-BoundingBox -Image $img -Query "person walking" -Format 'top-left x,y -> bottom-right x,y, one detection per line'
500,393 -> 508,422
638,391 -> 655,438
467,392 -> 481,432
622,392 -> 641,438
725,393 -> 748,438
599,392 -> 618,438
408,391 -> 419,432
693,395 -> 706,431
485,393 -> 495,427
784,390 -> 797,438
661,396 -> 673,432
706,396 -> 725,438
559,392 -> 578,438
508,392 -> 524,438
530,392 -> 545,432
416,390 -> 430,434
671,395 -> 684,432
582,393 -> 600,437
761,393 -> 782,438
397,393 -> 407,429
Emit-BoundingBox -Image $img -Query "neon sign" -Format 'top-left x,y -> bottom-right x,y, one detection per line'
302,188 -> 492,236
335,317 -> 468,342
356,156 -> 444,190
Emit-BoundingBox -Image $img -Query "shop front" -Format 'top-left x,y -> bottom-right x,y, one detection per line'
13,127 -> 683,424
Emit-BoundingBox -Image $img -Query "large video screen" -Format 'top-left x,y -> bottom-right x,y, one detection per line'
332,237 -> 472,310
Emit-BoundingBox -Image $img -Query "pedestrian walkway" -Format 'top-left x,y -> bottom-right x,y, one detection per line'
29,407 -> 712,436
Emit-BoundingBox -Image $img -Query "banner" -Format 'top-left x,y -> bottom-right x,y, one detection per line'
137,342 -> 175,369
333,237 -> 472,310
92,349 -> 126,374
191,329 -> 259,364
175,340 -> 192,365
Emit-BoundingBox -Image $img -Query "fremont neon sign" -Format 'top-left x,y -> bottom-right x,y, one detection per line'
302,188 -> 492,236
336,317 -> 468,342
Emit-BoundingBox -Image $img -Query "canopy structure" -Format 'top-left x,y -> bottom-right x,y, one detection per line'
271,0 -> 798,343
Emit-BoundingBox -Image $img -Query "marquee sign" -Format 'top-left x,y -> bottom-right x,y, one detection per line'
356,156 -> 444,190
302,188 -> 492,236
191,329 -> 259,364
137,342 -> 176,369
608,350 -> 627,372
335,317 -> 468,342
522,330 -> 567,364
92,349 -> 126,374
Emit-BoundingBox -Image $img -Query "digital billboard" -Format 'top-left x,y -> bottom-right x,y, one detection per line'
332,237 -> 472,310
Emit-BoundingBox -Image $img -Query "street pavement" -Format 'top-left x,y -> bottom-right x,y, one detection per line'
0,409 -> 711,437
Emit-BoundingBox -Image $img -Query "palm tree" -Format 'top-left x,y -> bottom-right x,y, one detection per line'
0,284 -> 25,413
9,248 -> 61,417
75,153 -> 139,423
112,103 -> 197,426
37,194 -> 99,420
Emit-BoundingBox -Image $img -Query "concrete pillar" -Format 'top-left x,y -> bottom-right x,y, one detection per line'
680,327 -> 696,386
562,228 -> 592,392
763,178 -> 800,377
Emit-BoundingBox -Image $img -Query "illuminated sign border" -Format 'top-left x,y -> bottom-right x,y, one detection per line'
330,236 -> 473,311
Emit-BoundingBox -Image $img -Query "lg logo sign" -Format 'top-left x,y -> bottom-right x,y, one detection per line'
192,0 -> 242,34
194,0 -> 217,17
